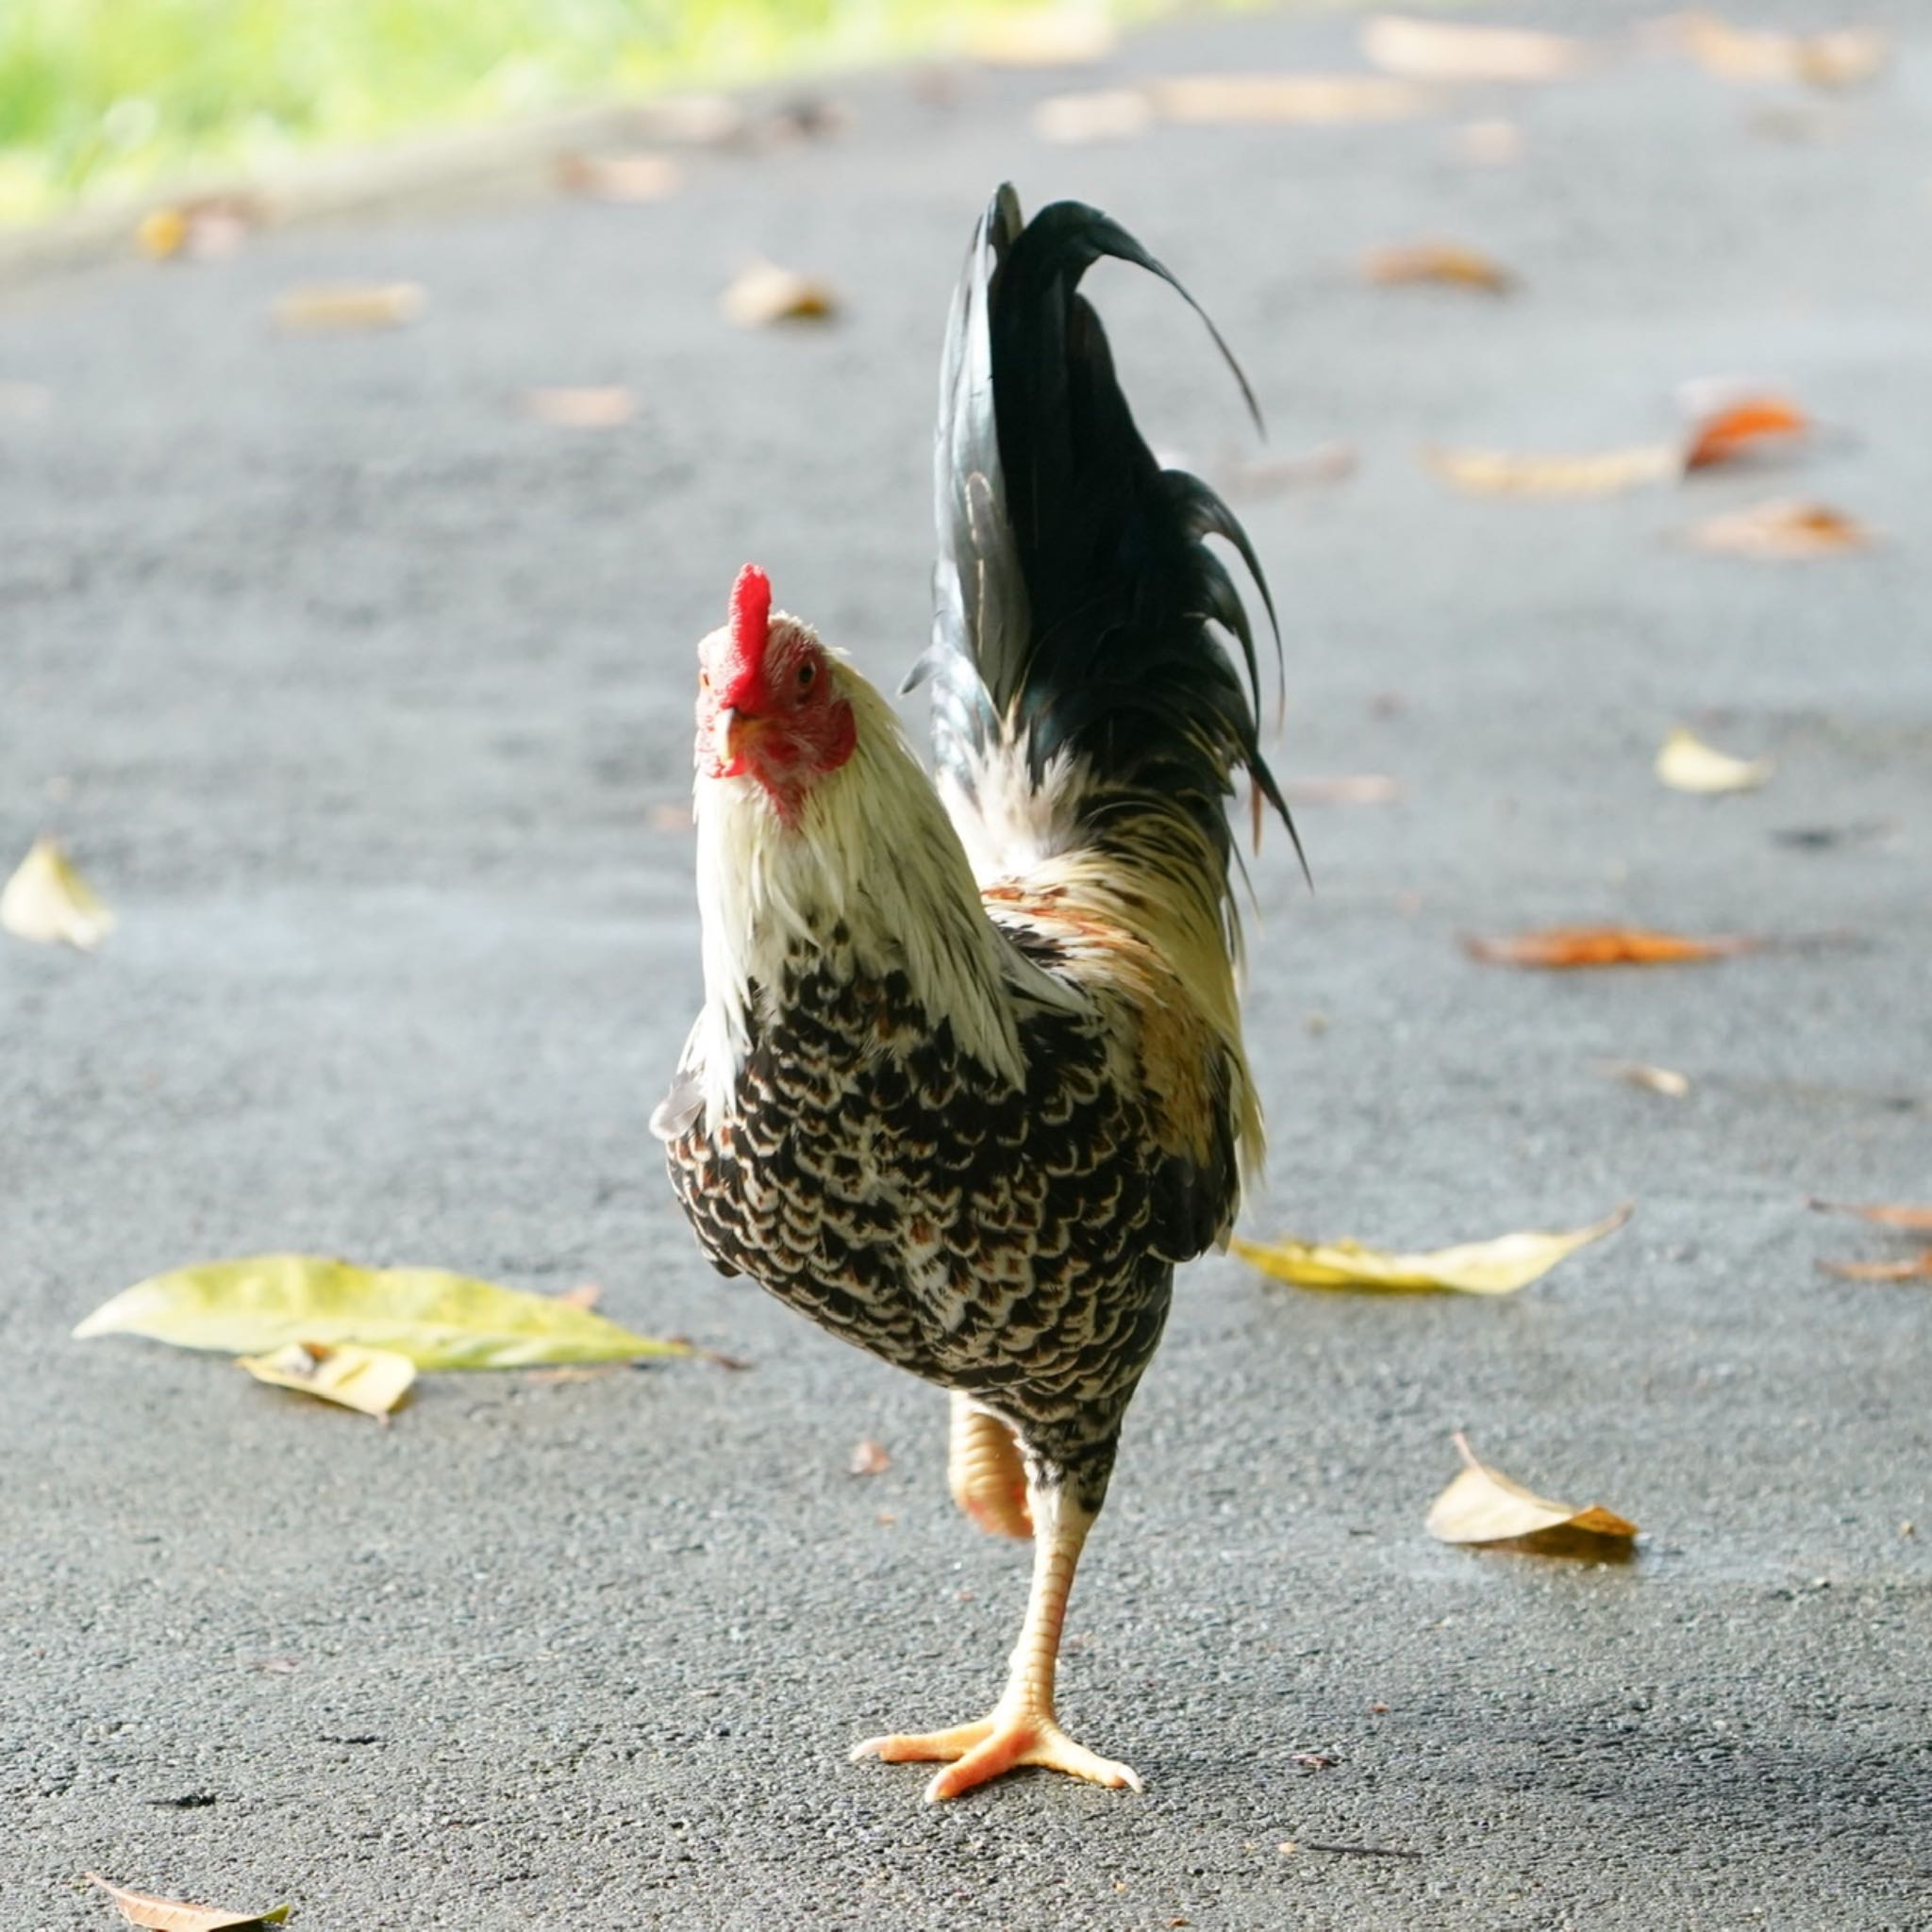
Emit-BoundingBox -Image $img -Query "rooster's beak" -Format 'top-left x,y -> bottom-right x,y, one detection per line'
714,706 -> 767,777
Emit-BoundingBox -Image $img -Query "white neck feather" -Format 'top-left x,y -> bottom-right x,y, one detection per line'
691,664 -> 1024,1129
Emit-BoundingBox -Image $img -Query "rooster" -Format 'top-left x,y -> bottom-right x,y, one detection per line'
654,184 -> 1293,1800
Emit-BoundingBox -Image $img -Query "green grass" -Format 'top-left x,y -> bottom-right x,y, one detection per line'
0,0 -> 1148,223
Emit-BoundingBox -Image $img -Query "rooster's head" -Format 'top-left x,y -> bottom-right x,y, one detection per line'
695,563 -> 857,826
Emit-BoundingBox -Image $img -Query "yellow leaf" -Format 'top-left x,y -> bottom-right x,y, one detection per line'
1150,75 -> 1434,125
1362,242 -> 1516,293
1671,14 -> 1887,89
273,282 -> 425,331
1231,1205 -> 1630,1295
1655,726 -> 1774,793
523,387 -> 636,428
720,260 -> 840,327
1425,442 -> 1678,497
2,835 -> 115,949
237,1341 -> 416,1417
87,1874 -> 290,1932
1362,15 -> 1591,82
75,1255 -> 689,1368
1426,1434 -> 1638,1546
1685,498 -> 1872,558
1590,1058 -> 1691,1098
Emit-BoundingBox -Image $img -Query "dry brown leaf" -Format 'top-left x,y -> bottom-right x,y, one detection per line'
1818,1251 -> 1932,1281
1222,441 -> 1356,496
1150,75 -> 1434,125
87,1874 -> 290,1931
523,387 -> 636,428
1656,726 -> 1774,793
1031,90 -> 1156,144
1686,498 -> 1870,559
1671,14 -> 1888,89
273,283 -> 425,332
237,1341 -> 416,1418
1363,14 -> 1591,82
2,835 -> 115,949
1425,443 -> 1677,497
721,260 -> 840,328
1591,1058 -> 1691,1098
849,1439 -> 892,1476
1683,393 -> 1809,470
1282,774 -> 1402,806
1465,926 -> 1757,968
1363,242 -> 1515,293
555,150 -> 683,203
1426,1433 -> 1638,1547
967,10 -> 1115,66
1808,1199 -> 1932,1231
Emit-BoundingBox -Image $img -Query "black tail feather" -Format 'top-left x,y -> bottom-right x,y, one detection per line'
922,184 -> 1303,886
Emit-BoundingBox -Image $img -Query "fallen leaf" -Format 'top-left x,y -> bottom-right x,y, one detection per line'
967,10 -> 1115,65
1685,498 -> 1870,558
1426,1433 -> 1638,1546
1818,1252 -> 1932,1281
1683,393 -> 1809,471
2,836 -> 115,949
1221,441 -> 1357,496
555,1282 -> 604,1309
75,1256 -> 689,1368
1464,926 -> 1758,968
87,1874 -> 290,1931
1231,1205 -> 1629,1295
1424,443 -> 1677,497
1771,818 -> 1894,850
849,1439 -> 891,1476
720,260 -> 840,327
237,1341 -> 415,1418
1808,1199 -> 1932,1230
273,283 -> 425,332
1363,14 -> 1591,82
523,387 -> 636,428
1671,14 -> 1888,89
1453,117 -> 1524,164
1591,1058 -> 1691,1098
1656,726 -> 1774,793
1292,1751 -> 1341,1771
1363,242 -> 1515,293
1031,90 -> 1156,144
1149,75 -> 1435,125
525,1362 -> 625,1385
554,150 -> 682,203
137,195 -> 259,262
1282,774 -> 1402,806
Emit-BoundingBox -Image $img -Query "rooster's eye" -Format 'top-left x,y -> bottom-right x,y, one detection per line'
795,660 -> 816,692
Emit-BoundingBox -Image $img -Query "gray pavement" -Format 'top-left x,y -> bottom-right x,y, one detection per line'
5,3 -> 1929,1926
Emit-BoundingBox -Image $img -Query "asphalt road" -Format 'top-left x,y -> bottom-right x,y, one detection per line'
5,3 -> 1929,1926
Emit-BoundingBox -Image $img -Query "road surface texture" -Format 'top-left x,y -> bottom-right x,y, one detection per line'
5,3 -> 1928,1926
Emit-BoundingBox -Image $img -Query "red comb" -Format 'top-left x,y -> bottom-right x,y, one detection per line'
729,563 -> 772,664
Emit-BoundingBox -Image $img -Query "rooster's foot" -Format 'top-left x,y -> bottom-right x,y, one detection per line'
851,1710 -> 1141,1801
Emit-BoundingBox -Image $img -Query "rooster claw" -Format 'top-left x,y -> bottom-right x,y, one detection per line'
853,1712 -> 1141,1801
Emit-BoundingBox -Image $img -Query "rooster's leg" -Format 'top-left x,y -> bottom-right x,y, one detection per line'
853,1478 -> 1140,1800
948,1396 -> 1033,1539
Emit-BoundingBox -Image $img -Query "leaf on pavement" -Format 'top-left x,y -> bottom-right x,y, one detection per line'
1149,75 -> 1435,125
2,836 -> 115,949
1591,1058 -> 1691,1098
1363,242 -> 1515,293
1031,90 -> 1156,144
1683,393 -> 1809,471
1362,14 -> 1591,82
1670,14 -> 1888,89
1426,1434 -> 1638,1546
849,1439 -> 891,1475
966,10 -> 1116,66
1281,774 -> 1401,806
1656,726 -> 1774,793
1808,1199 -> 1932,1230
554,150 -> 682,202
237,1341 -> 416,1418
1464,925 -> 1758,968
1424,443 -> 1677,497
1685,498 -> 1870,558
1818,1251 -> 1932,1281
523,387 -> 636,428
87,1874 -> 290,1931
273,283 -> 425,332
720,260 -> 840,327
75,1256 -> 690,1368
137,195 -> 260,262
1231,1205 -> 1630,1295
